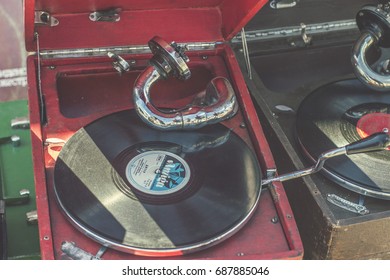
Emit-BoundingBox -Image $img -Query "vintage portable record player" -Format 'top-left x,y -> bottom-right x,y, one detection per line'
234,0 -> 390,259
23,0 -> 305,259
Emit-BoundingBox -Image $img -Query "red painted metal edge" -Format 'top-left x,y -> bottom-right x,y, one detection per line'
222,46 -> 304,259
24,0 -> 267,52
24,0 -> 35,52
27,55 -> 55,260
223,0 -> 268,41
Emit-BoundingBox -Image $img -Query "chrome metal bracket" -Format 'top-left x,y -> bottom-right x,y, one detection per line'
107,52 -> 132,73
34,11 -> 59,26
11,117 -> 30,129
265,169 -> 277,186
327,194 -> 369,215
61,241 -> 107,260
89,8 -> 121,22
26,210 -> 38,225
300,23 -> 313,46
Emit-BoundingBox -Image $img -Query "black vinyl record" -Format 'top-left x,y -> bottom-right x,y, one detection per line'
54,110 -> 261,256
296,79 -> 390,199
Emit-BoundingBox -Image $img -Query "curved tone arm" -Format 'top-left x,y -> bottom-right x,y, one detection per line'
351,31 -> 390,90
132,36 -> 238,130
133,66 -> 238,130
351,4 -> 390,91
262,132 -> 390,185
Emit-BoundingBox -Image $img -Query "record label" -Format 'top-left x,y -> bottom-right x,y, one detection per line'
125,151 -> 190,195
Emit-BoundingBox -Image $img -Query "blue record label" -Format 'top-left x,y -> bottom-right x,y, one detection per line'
126,151 -> 190,195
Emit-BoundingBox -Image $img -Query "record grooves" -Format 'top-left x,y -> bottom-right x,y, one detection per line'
296,79 -> 390,199
53,110 -> 261,256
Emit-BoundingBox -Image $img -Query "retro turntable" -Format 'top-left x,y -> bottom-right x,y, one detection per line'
296,2 -> 390,199
49,36 -> 263,257
25,0 -> 306,260
239,0 -> 390,259
296,79 -> 390,199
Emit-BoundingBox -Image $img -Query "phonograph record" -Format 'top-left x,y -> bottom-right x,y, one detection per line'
24,0 -> 390,260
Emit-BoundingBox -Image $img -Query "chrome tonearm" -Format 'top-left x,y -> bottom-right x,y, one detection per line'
262,132 -> 390,185
132,36 -> 238,130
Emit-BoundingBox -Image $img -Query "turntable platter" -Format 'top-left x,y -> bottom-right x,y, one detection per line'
296,79 -> 390,199
53,110 -> 261,256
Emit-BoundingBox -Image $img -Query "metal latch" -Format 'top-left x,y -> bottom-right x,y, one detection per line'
270,0 -> 297,9
11,117 -> 30,129
300,23 -> 312,45
26,210 -> 38,225
34,11 -> 59,26
89,8 -> 121,22
288,23 -> 313,47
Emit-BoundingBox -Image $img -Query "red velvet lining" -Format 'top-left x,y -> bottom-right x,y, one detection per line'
56,57 -> 225,118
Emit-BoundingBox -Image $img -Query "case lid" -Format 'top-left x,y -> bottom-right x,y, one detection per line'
25,0 -> 267,52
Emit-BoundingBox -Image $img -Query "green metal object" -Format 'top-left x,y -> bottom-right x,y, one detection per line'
0,100 -> 40,259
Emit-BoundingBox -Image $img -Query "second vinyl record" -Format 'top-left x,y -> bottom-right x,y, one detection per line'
53,110 -> 261,256
296,79 -> 390,199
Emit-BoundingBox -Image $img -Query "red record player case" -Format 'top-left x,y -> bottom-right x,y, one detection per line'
24,0 -> 303,259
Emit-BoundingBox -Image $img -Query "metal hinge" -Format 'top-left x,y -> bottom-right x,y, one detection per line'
39,42 -> 219,59
40,46 -> 150,59
233,19 -> 357,43
186,42 -> 220,50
